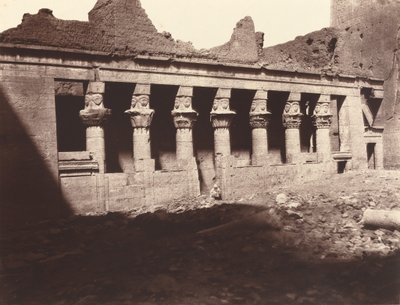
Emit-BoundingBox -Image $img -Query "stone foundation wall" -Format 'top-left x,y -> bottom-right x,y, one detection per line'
61,168 -> 201,215
226,162 -> 336,200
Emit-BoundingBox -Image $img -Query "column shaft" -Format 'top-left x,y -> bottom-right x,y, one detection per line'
252,128 -> 268,159
338,99 -> 351,152
285,128 -> 301,163
133,128 -> 151,160
86,126 -> 105,173
176,128 -> 193,160
214,128 -> 231,156
316,128 -> 331,161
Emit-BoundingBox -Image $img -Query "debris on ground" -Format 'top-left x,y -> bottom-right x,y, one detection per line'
0,170 -> 399,305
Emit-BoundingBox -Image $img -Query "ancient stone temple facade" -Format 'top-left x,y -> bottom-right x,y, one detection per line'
331,0 -> 400,169
0,0 -> 385,225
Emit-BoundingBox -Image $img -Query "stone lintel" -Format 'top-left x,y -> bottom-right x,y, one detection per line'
87,81 -> 105,94
176,86 -> 193,97
253,89 -> 268,100
287,92 -> 301,102
317,94 -> 331,104
215,88 -> 231,99
133,83 -> 151,96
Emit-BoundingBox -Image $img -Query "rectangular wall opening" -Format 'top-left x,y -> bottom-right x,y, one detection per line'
337,161 -> 347,174
55,94 -> 85,152
103,82 -> 133,173
300,94 -> 317,153
367,143 -> 376,169
150,84 -> 179,170
268,91 -> 287,163
230,89 -> 253,164
193,87 -> 216,194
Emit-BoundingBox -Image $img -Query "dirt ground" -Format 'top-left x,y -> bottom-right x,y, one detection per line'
1,170 -> 399,305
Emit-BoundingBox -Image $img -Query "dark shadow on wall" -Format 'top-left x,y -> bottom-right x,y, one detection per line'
268,91 -> 287,163
103,82 -> 133,173
230,89 -> 253,158
150,84 -> 179,170
0,87 -> 72,235
192,87 -> 217,193
55,96 -> 86,152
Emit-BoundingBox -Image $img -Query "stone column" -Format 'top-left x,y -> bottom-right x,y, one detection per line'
282,93 -> 303,164
313,94 -> 333,162
171,86 -> 198,161
249,90 -> 271,165
210,88 -> 236,157
79,81 -> 111,173
125,83 -> 155,172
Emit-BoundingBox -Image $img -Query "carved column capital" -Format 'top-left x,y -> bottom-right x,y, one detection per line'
210,98 -> 236,128
210,88 -> 236,129
171,88 -> 198,129
312,95 -> 332,129
125,84 -> 155,129
249,93 -> 271,129
172,112 -> 198,129
282,99 -> 303,129
249,113 -> 271,129
80,81 -> 111,126
80,108 -> 112,126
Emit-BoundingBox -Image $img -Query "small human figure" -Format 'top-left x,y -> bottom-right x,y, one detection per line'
210,183 -> 222,200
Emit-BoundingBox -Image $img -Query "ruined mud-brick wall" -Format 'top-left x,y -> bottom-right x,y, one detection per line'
331,0 -> 400,168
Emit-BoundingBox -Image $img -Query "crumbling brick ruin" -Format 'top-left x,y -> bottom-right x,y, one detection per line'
0,0 -> 390,228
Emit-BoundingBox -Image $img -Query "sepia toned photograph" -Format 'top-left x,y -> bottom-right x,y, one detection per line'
0,0 -> 399,304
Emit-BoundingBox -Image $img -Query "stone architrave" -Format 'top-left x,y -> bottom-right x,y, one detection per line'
249,90 -> 271,165
282,92 -> 303,164
210,88 -> 236,157
313,94 -> 333,162
171,86 -> 198,161
79,81 -> 111,173
125,83 -> 155,171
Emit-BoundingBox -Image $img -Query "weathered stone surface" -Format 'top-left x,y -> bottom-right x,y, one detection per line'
55,81 -> 84,96
0,76 -> 71,231
209,16 -> 260,63
261,28 -> 340,73
331,0 -> 400,168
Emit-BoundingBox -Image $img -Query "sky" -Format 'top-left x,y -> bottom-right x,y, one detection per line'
0,0 -> 331,48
